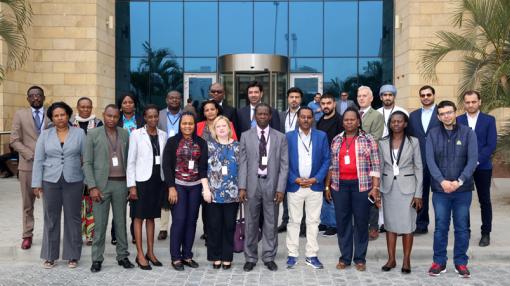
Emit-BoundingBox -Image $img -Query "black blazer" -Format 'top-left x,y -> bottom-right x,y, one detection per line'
117,114 -> 144,129
236,105 -> 281,136
408,106 -> 441,168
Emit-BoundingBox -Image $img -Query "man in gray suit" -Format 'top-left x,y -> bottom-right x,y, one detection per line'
336,91 -> 356,116
239,103 -> 289,272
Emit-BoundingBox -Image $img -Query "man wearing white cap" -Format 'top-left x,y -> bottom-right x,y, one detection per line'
377,84 -> 409,137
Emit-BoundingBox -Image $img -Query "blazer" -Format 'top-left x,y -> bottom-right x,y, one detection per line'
82,126 -> 129,190
408,106 -> 441,168
457,112 -> 497,170
236,105 -> 282,136
286,129 -> 330,193
361,107 -> 384,140
10,108 -> 49,171
379,136 -> 423,197
31,127 -> 86,188
117,113 -> 143,129
221,102 -> 238,130
279,110 -> 300,134
336,99 -> 357,115
238,127 -> 289,195
126,127 -> 167,188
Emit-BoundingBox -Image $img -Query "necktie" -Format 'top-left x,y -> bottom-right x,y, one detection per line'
34,110 -> 41,133
360,110 -> 365,118
259,130 -> 267,170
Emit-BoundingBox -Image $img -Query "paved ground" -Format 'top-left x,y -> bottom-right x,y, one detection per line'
0,177 -> 509,285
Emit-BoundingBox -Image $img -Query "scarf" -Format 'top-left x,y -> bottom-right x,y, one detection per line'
73,115 -> 98,130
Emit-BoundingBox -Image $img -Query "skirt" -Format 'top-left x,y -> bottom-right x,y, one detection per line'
132,168 -> 164,219
382,183 -> 417,234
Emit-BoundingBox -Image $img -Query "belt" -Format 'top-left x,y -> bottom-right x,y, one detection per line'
108,177 -> 126,181
257,175 -> 267,179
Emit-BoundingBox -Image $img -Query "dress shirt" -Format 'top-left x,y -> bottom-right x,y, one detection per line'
339,100 -> 348,116
359,106 -> 371,118
250,104 -> 257,128
297,128 -> 312,179
377,105 -> 409,137
166,109 -> 181,138
31,107 -> 44,132
467,111 -> 480,130
284,108 -> 299,133
256,125 -> 270,175
421,105 -> 435,132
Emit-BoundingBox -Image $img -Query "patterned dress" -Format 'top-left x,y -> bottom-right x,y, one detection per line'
207,141 -> 240,203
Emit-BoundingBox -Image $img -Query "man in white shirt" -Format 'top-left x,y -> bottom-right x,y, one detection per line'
377,84 -> 409,137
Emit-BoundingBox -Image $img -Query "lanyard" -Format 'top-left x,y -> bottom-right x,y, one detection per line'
146,127 -> 160,156
287,109 -> 299,129
389,136 -> 405,166
342,135 -> 357,154
105,129 -> 119,155
167,112 -> 181,127
382,106 -> 395,124
298,131 -> 312,154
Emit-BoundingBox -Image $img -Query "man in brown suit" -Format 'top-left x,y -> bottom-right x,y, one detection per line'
10,86 -> 48,249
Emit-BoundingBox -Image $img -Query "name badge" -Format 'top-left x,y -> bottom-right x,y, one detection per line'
261,156 -> 268,166
155,156 -> 161,165
344,155 -> 350,165
188,160 -> 195,170
112,156 -> 119,167
393,164 -> 400,176
221,165 -> 228,175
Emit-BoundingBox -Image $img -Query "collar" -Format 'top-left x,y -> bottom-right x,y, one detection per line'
31,107 -> 44,114
360,106 -> 371,113
287,107 -> 300,114
75,114 -> 96,122
422,105 -> 435,112
167,108 -> 181,116
299,128 -> 311,137
256,125 -> 270,135
467,111 -> 480,119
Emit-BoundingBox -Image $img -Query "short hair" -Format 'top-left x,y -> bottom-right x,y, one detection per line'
419,85 -> 435,95
47,101 -> 73,121
27,85 -> 44,97
342,106 -> 363,131
209,82 -> 224,91
315,92 -> 322,96
200,99 -> 223,121
387,111 -> 410,139
247,81 -> 263,93
187,98 -> 193,104
117,92 -> 137,109
143,104 -> 159,117
76,97 -> 92,106
340,91 -> 349,96
254,102 -> 272,115
180,111 -> 197,125
210,115 -> 234,141
320,92 -> 335,101
297,106 -> 313,117
357,86 -> 373,97
463,90 -> 481,100
166,90 -> 182,98
104,103 -> 119,113
437,100 -> 457,113
287,87 -> 303,98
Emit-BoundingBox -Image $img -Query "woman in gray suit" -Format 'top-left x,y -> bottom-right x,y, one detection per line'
32,102 -> 86,269
378,111 -> 423,274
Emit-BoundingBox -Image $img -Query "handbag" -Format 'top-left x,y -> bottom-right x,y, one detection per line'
233,204 -> 245,253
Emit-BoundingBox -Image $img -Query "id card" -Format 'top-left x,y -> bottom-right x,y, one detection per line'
155,155 -> 161,165
261,156 -> 268,166
188,160 -> 195,170
112,156 -> 119,167
344,155 -> 350,165
221,165 -> 228,175
393,164 -> 400,176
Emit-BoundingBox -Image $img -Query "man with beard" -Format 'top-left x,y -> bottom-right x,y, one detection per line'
377,84 -> 408,137
10,86 -> 49,250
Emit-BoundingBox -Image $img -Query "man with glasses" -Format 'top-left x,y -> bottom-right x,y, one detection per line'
336,91 -> 356,116
208,82 -> 237,128
408,85 -> 441,234
426,100 -> 477,278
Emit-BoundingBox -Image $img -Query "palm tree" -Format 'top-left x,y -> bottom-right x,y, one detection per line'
0,0 -> 32,81
419,0 -> 510,112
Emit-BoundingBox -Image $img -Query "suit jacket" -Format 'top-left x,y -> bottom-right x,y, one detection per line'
408,106 -> 441,168
336,99 -> 356,115
238,127 -> 288,195
236,105 -> 282,136
158,108 -> 180,134
379,136 -> 423,197
361,107 -> 384,140
279,110 -> 300,134
10,108 -> 49,171
83,126 -> 129,190
31,127 -> 86,187
126,127 -> 167,187
221,102 -> 238,130
286,129 -> 330,193
457,112 -> 497,170
117,114 -> 143,128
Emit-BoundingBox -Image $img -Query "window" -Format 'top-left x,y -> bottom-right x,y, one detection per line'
184,2 -> 218,56
289,2 -> 323,57
219,2 -> 253,55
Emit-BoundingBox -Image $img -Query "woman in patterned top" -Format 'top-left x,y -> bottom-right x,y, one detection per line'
162,112 -> 209,271
203,116 -> 240,270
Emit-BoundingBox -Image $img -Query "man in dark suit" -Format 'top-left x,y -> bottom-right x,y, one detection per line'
457,90 -> 497,247
208,82 -> 237,127
336,91 -> 356,116
236,81 -> 281,136
408,85 -> 441,234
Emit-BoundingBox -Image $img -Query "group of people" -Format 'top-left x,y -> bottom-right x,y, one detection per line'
8,80 -> 496,278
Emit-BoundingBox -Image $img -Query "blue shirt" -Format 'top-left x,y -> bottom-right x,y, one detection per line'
307,101 -> 323,122
166,111 -> 181,138
122,115 -> 137,136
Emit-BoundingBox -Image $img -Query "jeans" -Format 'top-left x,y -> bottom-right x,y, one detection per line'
320,197 -> 336,228
416,167 -> 432,230
432,191 -> 472,266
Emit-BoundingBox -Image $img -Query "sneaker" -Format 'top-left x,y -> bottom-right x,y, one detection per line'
428,262 -> 446,276
305,257 -> 324,269
455,265 -> 471,278
286,256 -> 298,269
322,227 -> 337,237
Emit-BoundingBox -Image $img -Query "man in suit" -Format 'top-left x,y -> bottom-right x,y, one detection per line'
408,85 -> 441,234
208,82 -> 237,127
457,90 -> 497,247
83,104 -> 134,273
336,91 -> 356,116
157,90 -> 182,240
239,103 -> 288,272
10,85 -> 49,250
285,107 -> 330,269
236,81 -> 281,135
357,86 -> 384,240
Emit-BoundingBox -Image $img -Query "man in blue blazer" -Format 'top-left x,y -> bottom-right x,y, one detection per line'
408,85 -> 441,234
285,107 -> 330,269
457,90 -> 497,247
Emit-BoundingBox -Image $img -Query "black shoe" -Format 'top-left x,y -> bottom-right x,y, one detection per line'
135,257 -> 152,270
264,261 -> 278,271
213,262 -> 221,269
111,238 -> 117,245
277,224 -> 287,233
322,227 -> 337,237
479,234 -> 490,247
157,231 -> 167,240
414,228 -> 428,235
222,263 -> 232,270
90,261 -> 102,273
379,224 -> 386,233
243,262 -> 256,272
117,258 -> 135,269
145,254 -> 163,267
172,261 -> 185,271
182,259 -> 199,268
318,224 -> 327,232
401,267 -> 411,274
381,263 -> 396,272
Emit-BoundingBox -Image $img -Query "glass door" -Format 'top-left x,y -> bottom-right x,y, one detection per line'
290,73 -> 323,105
183,73 -> 217,107
235,72 -> 270,108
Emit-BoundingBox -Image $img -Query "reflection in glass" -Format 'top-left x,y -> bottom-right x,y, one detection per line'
150,2 -> 183,56
359,1 -> 383,57
254,2 -> 288,55
118,2 -> 149,58
219,2 -> 253,55
189,78 -> 214,104
185,58 -> 217,73
359,57 -> 384,108
324,1 -> 357,57
323,58 -> 357,96
294,78 -> 319,106
185,2 -> 217,56
289,2 -> 323,57
290,58 -> 322,73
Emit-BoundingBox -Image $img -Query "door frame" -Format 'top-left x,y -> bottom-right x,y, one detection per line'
289,73 -> 323,94
183,73 -> 217,104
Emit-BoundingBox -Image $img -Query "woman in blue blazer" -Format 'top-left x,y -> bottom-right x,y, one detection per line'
32,102 -> 86,269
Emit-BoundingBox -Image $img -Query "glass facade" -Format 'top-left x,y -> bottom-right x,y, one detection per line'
116,0 -> 394,110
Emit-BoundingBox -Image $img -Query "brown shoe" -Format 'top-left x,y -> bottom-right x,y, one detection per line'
336,261 -> 349,270
355,263 -> 366,272
369,229 -> 379,241
21,237 -> 32,250
157,231 -> 167,240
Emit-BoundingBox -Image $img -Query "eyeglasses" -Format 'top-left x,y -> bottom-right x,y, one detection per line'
438,110 -> 455,117
420,93 -> 433,98
210,90 -> 224,94
28,94 -> 43,99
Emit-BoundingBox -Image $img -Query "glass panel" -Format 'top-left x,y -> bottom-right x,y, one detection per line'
324,1 -> 357,57
150,2 -> 183,57
289,2 -> 323,57
276,73 -> 287,111
116,2 -> 149,58
290,58 -> 322,73
220,73 -> 235,107
254,2 -> 288,55
185,58 -> 217,73
219,2 -> 253,55
236,73 -> 270,108
323,57 -> 357,97
185,2 -> 218,56
189,77 -> 214,103
118,58 -> 149,112
150,57 -> 184,108
293,77 -> 319,106
359,1 -> 383,57
358,57 -> 383,108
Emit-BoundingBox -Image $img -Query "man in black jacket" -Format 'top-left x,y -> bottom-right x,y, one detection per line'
208,83 -> 237,128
